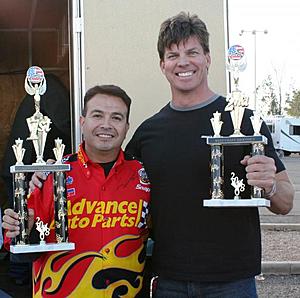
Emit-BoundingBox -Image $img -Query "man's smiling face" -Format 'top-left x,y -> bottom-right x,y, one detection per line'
80,93 -> 129,162
160,36 -> 211,96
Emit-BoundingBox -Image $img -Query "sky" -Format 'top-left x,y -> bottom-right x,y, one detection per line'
228,0 -> 300,110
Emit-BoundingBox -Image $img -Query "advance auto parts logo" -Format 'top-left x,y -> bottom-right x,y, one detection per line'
49,198 -> 147,230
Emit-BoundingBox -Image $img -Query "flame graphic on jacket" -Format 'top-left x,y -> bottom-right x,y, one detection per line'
33,234 -> 145,297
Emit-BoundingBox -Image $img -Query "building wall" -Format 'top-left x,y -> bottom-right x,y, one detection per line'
83,0 -> 227,143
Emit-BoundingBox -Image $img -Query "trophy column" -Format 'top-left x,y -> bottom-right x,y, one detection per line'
13,172 -> 29,245
53,139 -> 69,243
11,138 -> 29,245
211,145 -> 223,200
10,66 -> 75,254
54,171 -> 68,243
251,112 -> 265,199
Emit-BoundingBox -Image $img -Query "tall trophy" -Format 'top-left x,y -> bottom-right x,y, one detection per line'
203,45 -> 270,207
10,66 -> 75,253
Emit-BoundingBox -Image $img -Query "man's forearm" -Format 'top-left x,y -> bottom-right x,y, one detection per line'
268,172 -> 294,215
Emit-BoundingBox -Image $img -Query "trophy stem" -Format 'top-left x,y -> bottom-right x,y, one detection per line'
211,145 -> 224,199
13,173 -> 29,245
54,171 -> 69,243
251,143 -> 265,198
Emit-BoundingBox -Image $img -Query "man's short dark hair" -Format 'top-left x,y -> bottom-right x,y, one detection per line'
157,12 -> 210,61
82,85 -> 132,122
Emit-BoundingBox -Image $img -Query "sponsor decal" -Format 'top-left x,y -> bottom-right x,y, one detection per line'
135,184 -> 150,193
67,188 -> 76,197
66,176 -> 73,185
138,168 -> 150,185
61,156 -> 70,163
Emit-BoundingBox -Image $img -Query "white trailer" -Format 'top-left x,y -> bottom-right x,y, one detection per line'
264,116 -> 300,157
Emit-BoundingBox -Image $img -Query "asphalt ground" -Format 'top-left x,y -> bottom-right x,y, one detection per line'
260,154 -> 300,223
257,154 -> 300,298
256,274 -> 300,298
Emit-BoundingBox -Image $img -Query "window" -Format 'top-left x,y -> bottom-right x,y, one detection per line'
290,125 -> 300,135
267,124 -> 274,133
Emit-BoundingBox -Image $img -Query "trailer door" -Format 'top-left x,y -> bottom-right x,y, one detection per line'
69,0 -> 85,149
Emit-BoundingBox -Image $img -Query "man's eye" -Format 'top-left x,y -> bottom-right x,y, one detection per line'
167,54 -> 177,59
93,114 -> 102,118
189,51 -> 199,56
112,116 -> 122,121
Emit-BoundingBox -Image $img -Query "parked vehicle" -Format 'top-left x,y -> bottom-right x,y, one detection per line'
264,116 -> 300,157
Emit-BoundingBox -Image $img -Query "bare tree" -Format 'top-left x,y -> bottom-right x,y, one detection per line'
256,75 -> 280,115
285,89 -> 300,117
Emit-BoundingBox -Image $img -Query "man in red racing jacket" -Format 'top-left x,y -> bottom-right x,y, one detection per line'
3,85 -> 150,298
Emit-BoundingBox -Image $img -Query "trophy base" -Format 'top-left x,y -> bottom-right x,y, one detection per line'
203,198 -> 270,207
10,164 -> 70,173
206,135 -> 268,145
10,242 -> 75,254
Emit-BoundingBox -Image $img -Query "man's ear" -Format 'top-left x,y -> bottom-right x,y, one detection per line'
205,53 -> 211,71
160,60 -> 166,74
79,115 -> 85,128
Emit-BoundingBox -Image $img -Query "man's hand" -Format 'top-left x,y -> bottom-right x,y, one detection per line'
2,208 -> 35,238
29,172 -> 47,192
240,155 -> 276,194
241,155 -> 294,215
29,159 -> 55,192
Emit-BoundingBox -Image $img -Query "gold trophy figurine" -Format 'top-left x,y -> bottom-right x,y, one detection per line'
25,67 -> 51,164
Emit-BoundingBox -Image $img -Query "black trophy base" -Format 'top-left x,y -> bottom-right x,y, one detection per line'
10,241 -> 75,254
203,198 -> 270,207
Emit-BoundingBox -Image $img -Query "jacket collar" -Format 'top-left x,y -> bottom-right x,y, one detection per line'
77,142 -> 125,177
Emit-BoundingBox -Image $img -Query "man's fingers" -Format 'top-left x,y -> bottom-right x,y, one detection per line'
28,208 -> 35,231
3,208 -> 34,238
5,230 -> 20,238
46,159 -> 55,164
2,208 -> 20,238
2,215 -> 19,228
240,155 -> 251,165
245,155 -> 275,166
241,155 -> 276,192
3,208 -> 20,227
4,208 -> 19,220
28,208 -> 35,218
29,171 -> 47,191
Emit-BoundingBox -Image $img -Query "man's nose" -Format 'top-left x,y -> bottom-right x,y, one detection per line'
99,117 -> 113,129
178,55 -> 189,66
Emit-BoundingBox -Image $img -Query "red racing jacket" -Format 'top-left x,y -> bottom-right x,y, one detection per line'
22,144 -> 150,297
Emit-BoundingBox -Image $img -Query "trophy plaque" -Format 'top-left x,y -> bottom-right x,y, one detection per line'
203,45 -> 270,208
10,66 -> 75,253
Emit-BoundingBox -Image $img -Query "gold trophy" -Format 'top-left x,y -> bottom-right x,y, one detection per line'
10,66 -> 75,253
203,45 -> 270,207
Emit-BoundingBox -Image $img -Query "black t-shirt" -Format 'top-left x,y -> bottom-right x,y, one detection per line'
126,96 -> 284,282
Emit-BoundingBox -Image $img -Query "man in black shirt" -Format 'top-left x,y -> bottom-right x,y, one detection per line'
126,12 -> 294,297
